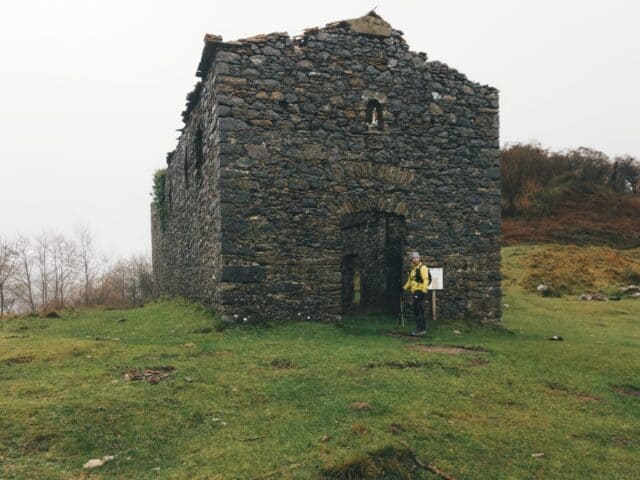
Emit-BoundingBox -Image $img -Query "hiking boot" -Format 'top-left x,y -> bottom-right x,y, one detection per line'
411,330 -> 426,336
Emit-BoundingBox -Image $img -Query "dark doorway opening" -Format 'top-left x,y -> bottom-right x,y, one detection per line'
341,211 -> 405,314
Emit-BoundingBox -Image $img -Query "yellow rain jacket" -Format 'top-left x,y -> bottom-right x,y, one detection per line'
403,263 -> 429,294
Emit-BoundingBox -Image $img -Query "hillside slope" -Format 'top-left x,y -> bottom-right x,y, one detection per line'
502,194 -> 640,248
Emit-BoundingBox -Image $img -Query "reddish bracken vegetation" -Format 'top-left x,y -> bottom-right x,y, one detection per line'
500,143 -> 640,248
502,194 -> 640,248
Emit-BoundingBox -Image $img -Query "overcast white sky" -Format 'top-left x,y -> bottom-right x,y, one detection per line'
1,0 -> 638,256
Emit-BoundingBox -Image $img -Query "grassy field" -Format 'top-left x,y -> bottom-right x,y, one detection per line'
1,246 -> 639,479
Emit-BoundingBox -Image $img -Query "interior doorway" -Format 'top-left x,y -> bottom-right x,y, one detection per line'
341,211 -> 405,314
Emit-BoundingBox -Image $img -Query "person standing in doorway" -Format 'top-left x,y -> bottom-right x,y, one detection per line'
403,251 -> 429,336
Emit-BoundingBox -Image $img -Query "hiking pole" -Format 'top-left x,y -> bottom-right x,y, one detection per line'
399,291 -> 405,326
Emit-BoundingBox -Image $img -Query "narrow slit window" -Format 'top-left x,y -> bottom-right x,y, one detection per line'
366,100 -> 383,130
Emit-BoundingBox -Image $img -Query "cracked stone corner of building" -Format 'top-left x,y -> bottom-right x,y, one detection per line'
150,10 -> 502,324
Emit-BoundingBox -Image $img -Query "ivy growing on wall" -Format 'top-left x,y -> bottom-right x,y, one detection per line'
152,169 -> 167,231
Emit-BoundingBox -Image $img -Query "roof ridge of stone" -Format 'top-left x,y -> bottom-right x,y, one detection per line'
183,11 -> 402,126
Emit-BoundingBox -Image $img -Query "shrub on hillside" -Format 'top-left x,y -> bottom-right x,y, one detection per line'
501,143 -> 639,218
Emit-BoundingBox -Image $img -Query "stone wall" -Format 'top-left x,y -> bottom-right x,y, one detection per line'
153,12 -> 501,323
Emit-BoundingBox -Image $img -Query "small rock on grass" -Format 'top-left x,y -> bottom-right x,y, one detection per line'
123,366 -> 176,384
579,293 -> 607,301
548,336 -> 564,341
537,284 -> 550,295
83,455 -> 114,469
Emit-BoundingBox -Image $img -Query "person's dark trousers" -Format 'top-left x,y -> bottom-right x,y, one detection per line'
412,291 -> 428,331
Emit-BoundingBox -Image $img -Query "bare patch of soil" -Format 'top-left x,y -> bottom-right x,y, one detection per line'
271,358 -> 294,369
200,350 -> 232,357
612,436 -> 634,447
21,432 -> 59,454
365,359 -> 427,369
2,355 -> 34,366
348,401 -> 371,411
575,393 -> 600,402
387,423 -> 405,434
351,421 -> 370,435
123,366 -> 176,384
468,357 -> 490,367
547,383 -> 600,402
614,385 -> 640,398
407,344 -> 489,355
384,333 -> 423,340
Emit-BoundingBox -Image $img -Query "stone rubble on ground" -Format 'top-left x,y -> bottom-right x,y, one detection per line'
578,293 -> 607,301
537,284 -> 550,295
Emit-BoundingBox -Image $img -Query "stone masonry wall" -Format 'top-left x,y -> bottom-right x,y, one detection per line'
153,13 -> 501,324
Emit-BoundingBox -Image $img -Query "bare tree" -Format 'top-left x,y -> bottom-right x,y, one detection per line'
129,254 -> 153,307
564,147 -> 611,186
0,227 -> 156,314
611,156 -> 640,194
36,233 -> 51,309
50,234 -> 77,308
11,236 -> 37,314
96,254 -> 153,308
137,255 -> 154,303
501,143 -> 551,214
0,238 -> 18,318
75,225 -> 98,306
94,253 -> 110,305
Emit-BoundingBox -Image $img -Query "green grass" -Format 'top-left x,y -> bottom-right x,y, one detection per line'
1,247 -> 639,479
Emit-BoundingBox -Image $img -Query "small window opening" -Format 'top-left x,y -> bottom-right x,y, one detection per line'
366,100 -> 383,130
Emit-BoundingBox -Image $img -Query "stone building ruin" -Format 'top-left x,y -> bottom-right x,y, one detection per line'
151,11 -> 501,323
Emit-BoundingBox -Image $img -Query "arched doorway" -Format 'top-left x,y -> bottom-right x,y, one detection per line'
341,211 -> 405,314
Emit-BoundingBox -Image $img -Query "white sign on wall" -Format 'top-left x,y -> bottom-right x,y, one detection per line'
429,268 -> 443,290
